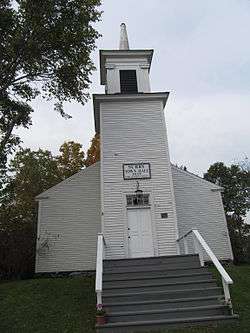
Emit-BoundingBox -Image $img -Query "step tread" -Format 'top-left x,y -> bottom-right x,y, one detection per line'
104,279 -> 217,291
104,265 -> 205,274
103,272 -> 212,282
103,286 -> 222,298
96,314 -> 239,328
104,295 -> 222,307
104,260 -> 200,269
110,304 -> 228,317
103,254 -> 198,263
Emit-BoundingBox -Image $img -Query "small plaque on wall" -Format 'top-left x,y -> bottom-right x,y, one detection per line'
123,163 -> 151,180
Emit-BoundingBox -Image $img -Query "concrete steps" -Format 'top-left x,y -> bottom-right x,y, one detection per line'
96,315 -> 239,333
103,266 -> 210,280
103,287 -> 222,303
103,256 -> 201,273
104,295 -> 222,312
103,273 -> 213,287
96,254 -> 238,333
103,279 -> 218,295
107,305 -> 230,323
103,270 -> 212,283
103,254 -> 199,267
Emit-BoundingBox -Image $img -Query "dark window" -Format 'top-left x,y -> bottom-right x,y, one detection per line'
120,70 -> 138,94
126,194 -> 150,207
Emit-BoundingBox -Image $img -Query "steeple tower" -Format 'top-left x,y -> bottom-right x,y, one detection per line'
119,23 -> 129,50
93,24 -> 179,259
99,23 -> 153,95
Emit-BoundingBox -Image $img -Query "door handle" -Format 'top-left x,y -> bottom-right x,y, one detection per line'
128,236 -> 131,239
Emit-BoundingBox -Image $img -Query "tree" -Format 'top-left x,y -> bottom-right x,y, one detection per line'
204,162 -> 250,263
57,141 -> 85,179
226,215 -> 250,264
0,98 -> 33,177
204,162 -> 249,216
238,156 -> 250,172
0,148 -> 60,278
238,156 -> 250,189
85,133 -> 100,167
0,0 -> 101,175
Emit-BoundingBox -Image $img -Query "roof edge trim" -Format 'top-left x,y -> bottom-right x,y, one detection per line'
171,164 -> 223,190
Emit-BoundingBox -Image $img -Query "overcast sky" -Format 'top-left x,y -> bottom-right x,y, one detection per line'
16,0 -> 250,218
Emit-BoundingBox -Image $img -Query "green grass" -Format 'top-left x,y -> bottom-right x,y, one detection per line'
0,276 -> 96,333
0,265 -> 249,333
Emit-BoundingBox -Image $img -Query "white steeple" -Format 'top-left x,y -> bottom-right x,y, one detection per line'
119,23 -> 129,50
99,24 -> 153,93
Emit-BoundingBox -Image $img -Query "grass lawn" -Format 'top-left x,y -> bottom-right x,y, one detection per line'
0,276 -> 96,333
0,265 -> 249,333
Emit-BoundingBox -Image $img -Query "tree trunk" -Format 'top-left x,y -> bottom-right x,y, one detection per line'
0,117 -> 17,167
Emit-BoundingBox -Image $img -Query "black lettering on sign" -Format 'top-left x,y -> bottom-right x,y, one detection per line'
123,163 -> 151,180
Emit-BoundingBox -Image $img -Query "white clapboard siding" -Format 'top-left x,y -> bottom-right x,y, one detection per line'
100,99 -> 179,259
171,165 -> 233,260
35,162 -> 101,273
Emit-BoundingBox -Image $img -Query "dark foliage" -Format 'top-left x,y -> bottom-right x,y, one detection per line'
0,221 -> 35,279
204,161 -> 250,263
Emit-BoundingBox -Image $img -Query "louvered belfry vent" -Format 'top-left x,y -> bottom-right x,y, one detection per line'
120,70 -> 138,94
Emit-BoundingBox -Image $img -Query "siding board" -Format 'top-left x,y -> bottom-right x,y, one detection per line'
35,161 -> 233,273
35,163 -> 101,273
100,99 -> 179,259
171,166 -> 233,260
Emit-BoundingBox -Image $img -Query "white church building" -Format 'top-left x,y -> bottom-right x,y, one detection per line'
35,24 -> 237,331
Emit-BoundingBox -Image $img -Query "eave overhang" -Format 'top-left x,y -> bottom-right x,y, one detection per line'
100,49 -> 154,85
93,92 -> 169,133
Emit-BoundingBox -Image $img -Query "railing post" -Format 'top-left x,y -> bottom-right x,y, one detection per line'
95,233 -> 104,308
192,232 -> 204,266
96,291 -> 102,306
183,237 -> 189,254
176,241 -> 180,255
222,278 -> 232,308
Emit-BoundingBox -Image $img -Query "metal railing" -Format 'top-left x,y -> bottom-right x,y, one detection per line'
177,229 -> 233,308
95,233 -> 105,307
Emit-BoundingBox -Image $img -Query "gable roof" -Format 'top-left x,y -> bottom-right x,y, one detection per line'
36,162 -> 100,199
171,164 -> 223,191
36,161 -> 222,200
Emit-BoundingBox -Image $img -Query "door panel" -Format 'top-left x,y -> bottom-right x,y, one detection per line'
127,208 -> 154,258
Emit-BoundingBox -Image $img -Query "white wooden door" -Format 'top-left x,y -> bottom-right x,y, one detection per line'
127,208 -> 154,258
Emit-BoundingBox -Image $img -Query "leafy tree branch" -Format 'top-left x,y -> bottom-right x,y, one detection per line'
0,0 -> 102,177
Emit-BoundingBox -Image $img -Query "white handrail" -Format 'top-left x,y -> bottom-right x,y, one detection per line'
192,230 -> 233,284
177,229 -> 233,307
95,233 -> 104,307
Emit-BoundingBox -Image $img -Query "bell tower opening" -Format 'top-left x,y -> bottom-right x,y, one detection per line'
120,70 -> 138,94
99,23 -> 153,95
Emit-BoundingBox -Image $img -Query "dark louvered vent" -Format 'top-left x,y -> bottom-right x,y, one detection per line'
120,70 -> 138,94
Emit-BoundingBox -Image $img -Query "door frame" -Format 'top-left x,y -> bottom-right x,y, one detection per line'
123,191 -> 159,258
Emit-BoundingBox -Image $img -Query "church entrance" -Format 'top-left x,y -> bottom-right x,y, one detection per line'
127,207 -> 154,258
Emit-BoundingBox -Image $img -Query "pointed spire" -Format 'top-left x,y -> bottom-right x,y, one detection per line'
119,23 -> 130,50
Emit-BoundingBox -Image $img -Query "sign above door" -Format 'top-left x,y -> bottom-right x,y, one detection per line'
123,163 -> 151,180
